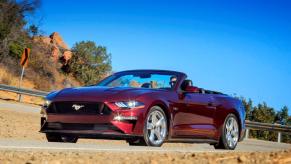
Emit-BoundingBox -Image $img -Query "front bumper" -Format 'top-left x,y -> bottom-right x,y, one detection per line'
40,104 -> 146,138
40,122 -> 142,139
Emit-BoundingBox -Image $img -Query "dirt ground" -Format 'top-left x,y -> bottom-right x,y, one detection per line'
0,90 -> 44,105
0,105 -> 291,164
0,150 -> 291,164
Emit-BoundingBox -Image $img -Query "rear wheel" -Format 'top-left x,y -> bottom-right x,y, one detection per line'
46,133 -> 78,143
214,114 -> 239,150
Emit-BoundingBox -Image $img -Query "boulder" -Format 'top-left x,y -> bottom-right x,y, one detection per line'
34,32 -> 72,63
50,32 -> 69,50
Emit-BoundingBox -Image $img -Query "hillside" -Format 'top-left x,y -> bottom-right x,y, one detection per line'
0,32 -> 81,90
0,1 -> 112,105
0,32 -> 84,104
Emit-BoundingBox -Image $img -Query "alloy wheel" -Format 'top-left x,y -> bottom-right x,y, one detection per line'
145,107 -> 167,146
225,117 -> 239,148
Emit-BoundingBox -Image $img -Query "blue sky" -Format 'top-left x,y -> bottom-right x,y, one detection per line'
36,0 -> 291,112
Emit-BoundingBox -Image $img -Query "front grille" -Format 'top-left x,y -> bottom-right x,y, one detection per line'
47,102 -> 111,115
45,123 -> 120,131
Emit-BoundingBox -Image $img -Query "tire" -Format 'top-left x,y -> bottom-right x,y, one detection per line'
126,138 -> 146,146
46,133 -> 78,143
214,114 -> 239,150
143,106 -> 168,147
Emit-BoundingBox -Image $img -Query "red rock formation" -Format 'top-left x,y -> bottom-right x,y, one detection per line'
51,46 -> 59,61
63,50 -> 72,63
50,32 -> 69,50
34,32 -> 72,63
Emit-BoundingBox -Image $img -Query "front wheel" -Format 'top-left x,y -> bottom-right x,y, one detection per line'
46,133 -> 78,143
214,114 -> 239,150
143,106 -> 168,147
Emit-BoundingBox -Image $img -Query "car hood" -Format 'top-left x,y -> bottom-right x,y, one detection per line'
47,86 -> 158,102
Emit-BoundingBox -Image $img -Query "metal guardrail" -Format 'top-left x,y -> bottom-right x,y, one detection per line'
245,120 -> 291,143
0,84 -> 290,142
246,120 -> 291,133
0,84 -> 48,97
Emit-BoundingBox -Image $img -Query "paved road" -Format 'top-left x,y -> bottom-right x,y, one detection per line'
0,100 -> 290,153
0,138 -> 290,153
0,99 -> 40,113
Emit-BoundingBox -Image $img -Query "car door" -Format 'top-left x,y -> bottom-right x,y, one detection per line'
172,92 -> 216,138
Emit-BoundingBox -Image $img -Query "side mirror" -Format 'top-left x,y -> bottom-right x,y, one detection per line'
184,86 -> 200,93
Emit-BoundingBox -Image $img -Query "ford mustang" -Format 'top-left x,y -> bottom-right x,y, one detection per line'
40,69 -> 245,149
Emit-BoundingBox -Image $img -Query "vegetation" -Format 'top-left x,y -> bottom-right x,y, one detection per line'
0,0 -> 39,60
64,41 -> 111,85
241,98 -> 291,143
0,0 -> 112,90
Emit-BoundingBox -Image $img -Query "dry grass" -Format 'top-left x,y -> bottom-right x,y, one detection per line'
0,63 -> 36,88
0,64 -> 44,105
0,55 -> 81,105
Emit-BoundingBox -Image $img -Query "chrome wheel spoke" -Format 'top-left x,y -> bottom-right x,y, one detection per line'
151,112 -> 158,124
229,118 -> 234,129
156,117 -> 164,127
149,130 -> 155,141
147,123 -> 154,130
154,129 -> 161,140
226,123 -> 231,132
226,133 -> 231,146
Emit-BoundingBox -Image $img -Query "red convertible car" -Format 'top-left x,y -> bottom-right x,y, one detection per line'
40,70 -> 245,149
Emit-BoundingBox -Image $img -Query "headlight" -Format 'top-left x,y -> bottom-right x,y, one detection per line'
115,100 -> 144,109
41,100 -> 50,119
43,99 -> 52,108
40,107 -> 47,119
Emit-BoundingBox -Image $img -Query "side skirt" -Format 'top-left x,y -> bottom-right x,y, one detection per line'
166,138 -> 218,144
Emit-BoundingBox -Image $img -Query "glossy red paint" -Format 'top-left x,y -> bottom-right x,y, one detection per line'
40,70 -> 246,143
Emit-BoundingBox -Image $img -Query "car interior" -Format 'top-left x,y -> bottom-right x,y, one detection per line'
181,79 -> 224,95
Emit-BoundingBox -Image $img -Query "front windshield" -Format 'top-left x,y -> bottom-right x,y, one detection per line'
97,72 -> 178,90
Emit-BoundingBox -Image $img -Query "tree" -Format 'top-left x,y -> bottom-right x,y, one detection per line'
28,24 -> 39,37
0,0 -> 39,60
239,97 -> 290,143
241,97 -> 253,120
67,41 -> 112,85
250,102 -> 277,141
275,106 -> 289,125
275,106 -> 290,143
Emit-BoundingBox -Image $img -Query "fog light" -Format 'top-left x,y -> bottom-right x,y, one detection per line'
113,115 -> 138,121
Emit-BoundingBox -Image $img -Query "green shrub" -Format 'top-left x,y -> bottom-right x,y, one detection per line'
66,41 -> 111,85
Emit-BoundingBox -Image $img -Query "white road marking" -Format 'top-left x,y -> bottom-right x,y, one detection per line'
0,145 -> 213,153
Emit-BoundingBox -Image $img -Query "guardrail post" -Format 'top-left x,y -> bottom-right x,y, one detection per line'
245,128 -> 249,139
277,132 -> 281,143
18,66 -> 25,102
18,94 -> 22,102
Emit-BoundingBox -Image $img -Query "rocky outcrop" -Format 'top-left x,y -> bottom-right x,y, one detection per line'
33,32 -> 72,63
63,50 -> 72,62
49,32 -> 69,50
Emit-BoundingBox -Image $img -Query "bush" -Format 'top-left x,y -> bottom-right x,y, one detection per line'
66,41 -> 111,85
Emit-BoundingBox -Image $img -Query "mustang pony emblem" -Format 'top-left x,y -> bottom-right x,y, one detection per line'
72,104 -> 84,111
